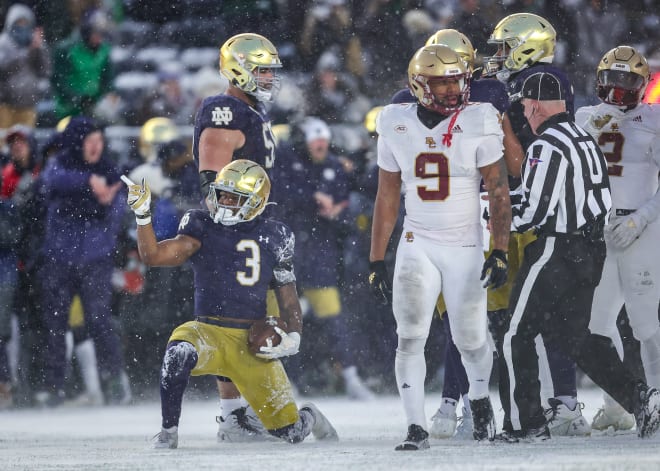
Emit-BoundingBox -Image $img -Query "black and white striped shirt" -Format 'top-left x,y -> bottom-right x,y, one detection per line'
512,112 -> 612,234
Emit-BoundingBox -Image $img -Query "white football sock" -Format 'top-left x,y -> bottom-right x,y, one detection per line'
220,398 -> 243,418
439,397 -> 457,415
74,339 -> 103,397
556,395 -> 577,410
395,338 -> 427,428
459,342 -> 492,400
462,394 -> 472,418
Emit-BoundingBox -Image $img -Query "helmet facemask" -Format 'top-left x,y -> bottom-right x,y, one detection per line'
239,61 -> 282,102
409,73 -> 470,115
408,45 -> 471,115
483,13 -> 556,79
597,70 -> 646,107
208,160 -> 271,226
220,33 -> 283,103
596,46 -> 649,108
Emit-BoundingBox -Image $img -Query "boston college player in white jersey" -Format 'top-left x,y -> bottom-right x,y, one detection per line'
576,46 -> 660,432
368,45 -> 511,450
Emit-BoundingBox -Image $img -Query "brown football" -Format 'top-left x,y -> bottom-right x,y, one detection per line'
248,317 -> 288,355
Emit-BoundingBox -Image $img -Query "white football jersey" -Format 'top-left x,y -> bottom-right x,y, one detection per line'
376,102 -> 504,246
576,102 -> 660,211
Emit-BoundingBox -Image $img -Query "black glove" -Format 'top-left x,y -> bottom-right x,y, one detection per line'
480,249 -> 508,289
369,260 -> 392,306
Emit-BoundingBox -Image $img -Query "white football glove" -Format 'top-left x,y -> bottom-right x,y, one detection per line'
606,213 -> 647,249
125,177 -> 152,225
256,327 -> 301,360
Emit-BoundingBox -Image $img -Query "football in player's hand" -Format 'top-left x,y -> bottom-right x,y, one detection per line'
248,317 -> 287,355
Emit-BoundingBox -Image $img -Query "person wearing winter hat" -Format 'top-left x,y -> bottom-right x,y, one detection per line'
0,3 -> 51,128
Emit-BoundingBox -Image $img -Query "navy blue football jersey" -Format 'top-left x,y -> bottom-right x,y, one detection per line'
177,209 -> 295,321
193,94 -> 277,173
390,78 -> 510,114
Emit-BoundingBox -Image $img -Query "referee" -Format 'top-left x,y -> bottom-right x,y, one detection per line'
496,72 -> 660,442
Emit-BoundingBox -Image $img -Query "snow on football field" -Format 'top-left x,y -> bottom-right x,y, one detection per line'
2,388 -> 660,470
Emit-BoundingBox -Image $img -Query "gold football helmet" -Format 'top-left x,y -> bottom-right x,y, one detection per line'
425,29 -> 476,70
209,159 -> 271,226
484,13 -> 556,77
139,117 -> 179,162
219,33 -> 282,102
596,46 -> 650,107
364,106 -> 384,134
408,45 -> 470,115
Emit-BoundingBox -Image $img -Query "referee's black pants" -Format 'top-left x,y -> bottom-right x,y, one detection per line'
498,233 -> 643,432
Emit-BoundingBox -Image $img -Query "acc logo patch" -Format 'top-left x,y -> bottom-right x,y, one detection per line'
395,125 -> 407,133
405,231 -> 414,242
426,137 -> 437,148
212,106 -> 233,125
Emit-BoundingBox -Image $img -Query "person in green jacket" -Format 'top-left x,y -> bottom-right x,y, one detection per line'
51,9 -> 114,120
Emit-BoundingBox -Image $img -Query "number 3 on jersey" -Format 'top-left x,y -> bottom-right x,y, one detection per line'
416,153 -> 450,200
236,239 -> 261,286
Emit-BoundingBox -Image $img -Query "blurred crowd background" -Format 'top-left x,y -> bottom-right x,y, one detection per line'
0,0 -> 659,409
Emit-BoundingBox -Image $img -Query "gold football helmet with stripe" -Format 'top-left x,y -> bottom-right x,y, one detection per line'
219,33 -> 282,102
426,29 -> 476,71
484,13 -> 556,77
597,46 -> 650,107
408,45 -> 471,115
209,159 -> 271,225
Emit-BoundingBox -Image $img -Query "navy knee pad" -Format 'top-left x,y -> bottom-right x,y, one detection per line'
161,341 -> 198,387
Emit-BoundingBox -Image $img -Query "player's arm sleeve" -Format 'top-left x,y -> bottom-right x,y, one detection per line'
375,107 -> 401,172
272,225 -> 296,287
176,210 -> 205,241
512,143 -> 567,232
476,106 -> 505,168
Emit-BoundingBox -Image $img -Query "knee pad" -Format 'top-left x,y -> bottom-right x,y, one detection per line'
459,342 -> 490,364
161,341 -> 198,386
396,337 -> 425,356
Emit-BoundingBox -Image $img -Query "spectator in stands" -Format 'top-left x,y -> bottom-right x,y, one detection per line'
299,0 -> 364,81
135,64 -> 196,126
51,8 -> 115,120
448,0 -> 494,63
0,125 -> 43,407
0,3 -> 51,128
355,0 -> 413,99
304,51 -> 362,124
36,116 -> 127,406
570,0 -> 627,106
273,117 -> 374,400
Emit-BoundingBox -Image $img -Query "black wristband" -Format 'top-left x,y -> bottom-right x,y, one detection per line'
490,249 -> 507,261
369,260 -> 386,272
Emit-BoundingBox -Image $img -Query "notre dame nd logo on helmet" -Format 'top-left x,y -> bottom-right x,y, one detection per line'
212,107 -> 233,125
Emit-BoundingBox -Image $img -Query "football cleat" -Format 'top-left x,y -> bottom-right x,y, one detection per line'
494,425 -> 550,443
544,398 -> 591,436
429,408 -> 457,439
216,406 -> 272,442
470,397 -> 496,441
395,424 -> 430,451
299,402 -> 338,441
455,407 -> 474,440
152,426 -> 178,449
633,384 -> 660,438
592,405 -> 635,432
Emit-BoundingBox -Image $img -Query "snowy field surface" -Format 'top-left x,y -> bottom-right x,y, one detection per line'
2,388 -> 660,470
